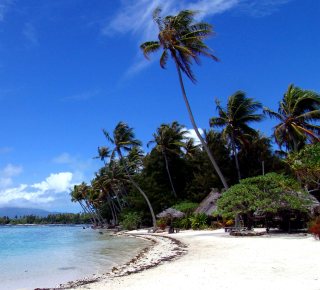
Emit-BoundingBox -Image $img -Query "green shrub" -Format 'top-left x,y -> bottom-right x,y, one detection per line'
190,213 -> 208,229
119,212 -> 141,230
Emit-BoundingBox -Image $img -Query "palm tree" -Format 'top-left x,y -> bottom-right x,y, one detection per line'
141,7 -> 228,190
93,146 -> 111,165
147,121 -> 187,197
102,121 -> 157,231
209,91 -> 264,181
264,83 -> 320,154
183,138 -> 200,159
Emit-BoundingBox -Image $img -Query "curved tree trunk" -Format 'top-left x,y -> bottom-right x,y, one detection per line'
162,149 -> 178,198
231,131 -> 241,181
78,200 -> 95,225
107,197 -> 116,225
173,58 -> 229,190
117,148 -> 157,232
111,182 -> 123,210
84,201 -> 98,226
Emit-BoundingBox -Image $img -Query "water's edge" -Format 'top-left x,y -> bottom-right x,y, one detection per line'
41,233 -> 188,290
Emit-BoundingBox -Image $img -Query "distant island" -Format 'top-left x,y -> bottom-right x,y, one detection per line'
0,207 -> 91,225
0,207 -> 61,219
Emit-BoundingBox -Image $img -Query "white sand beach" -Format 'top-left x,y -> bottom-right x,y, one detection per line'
57,229 -> 320,290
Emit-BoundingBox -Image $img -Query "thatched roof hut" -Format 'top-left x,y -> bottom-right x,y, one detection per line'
194,188 -> 225,215
157,208 -> 185,219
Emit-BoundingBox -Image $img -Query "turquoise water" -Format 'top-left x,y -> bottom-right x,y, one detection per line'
0,226 -> 150,290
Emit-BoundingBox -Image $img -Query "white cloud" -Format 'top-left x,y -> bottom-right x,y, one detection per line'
31,172 -> 73,194
0,166 -> 74,206
185,128 -> 204,145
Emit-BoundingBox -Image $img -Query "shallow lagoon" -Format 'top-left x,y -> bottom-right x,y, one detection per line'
0,225 -> 150,290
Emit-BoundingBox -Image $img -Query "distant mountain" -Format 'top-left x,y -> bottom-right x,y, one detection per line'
0,207 -> 61,219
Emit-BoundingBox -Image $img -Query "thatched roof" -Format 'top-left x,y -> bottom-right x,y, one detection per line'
194,188 -> 224,215
157,208 -> 185,219
307,193 -> 320,215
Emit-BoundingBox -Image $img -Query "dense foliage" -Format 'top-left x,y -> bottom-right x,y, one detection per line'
217,173 -> 311,230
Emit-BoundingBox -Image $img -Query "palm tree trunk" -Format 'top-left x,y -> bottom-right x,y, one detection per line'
78,200 -> 95,225
162,149 -> 178,198
173,57 -> 229,190
107,197 -> 116,225
111,183 -> 123,210
84,201 -> 98,226
117,148 -> 157,231
231,131 -> 241,181
292,134 -> 298,154
111,200 -> 119,225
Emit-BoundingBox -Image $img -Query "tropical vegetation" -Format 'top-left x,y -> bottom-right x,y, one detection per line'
65,8 -> 320,232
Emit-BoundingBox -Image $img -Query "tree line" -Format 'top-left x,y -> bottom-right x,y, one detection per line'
0,213 -> 92,225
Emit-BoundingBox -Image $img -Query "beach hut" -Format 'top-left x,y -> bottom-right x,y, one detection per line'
157,208 -> 185,233
194,188 -> 224,216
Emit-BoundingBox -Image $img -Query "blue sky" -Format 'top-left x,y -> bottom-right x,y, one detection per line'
0,0 -> 319,213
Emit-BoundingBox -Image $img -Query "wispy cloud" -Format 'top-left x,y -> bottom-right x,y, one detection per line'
61,89 -> 100,101
52,152 -> 76,164
104,0 -> 239,77
0,147 -> 13,154
0,0 -> 14,22
0,164 -> 23,189
240,0 -> 294,17
23,22 -> 38,47
103,0 -> 294,77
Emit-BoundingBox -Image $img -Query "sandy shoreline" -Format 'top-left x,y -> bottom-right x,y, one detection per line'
37,228 -> 320,290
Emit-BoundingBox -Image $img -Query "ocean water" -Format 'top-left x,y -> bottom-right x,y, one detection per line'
0,225 -> 150,290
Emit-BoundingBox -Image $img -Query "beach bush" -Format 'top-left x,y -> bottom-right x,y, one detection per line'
119,212 -> 141,230
190,213 -> 208,229
179,216 -> 190,229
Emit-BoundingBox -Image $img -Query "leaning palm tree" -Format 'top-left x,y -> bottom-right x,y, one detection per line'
209,91 -> 264,181
147,121 -> 187,197
102,121 -> 157,231
141,7 -> 228,190
264,84 -> 320,154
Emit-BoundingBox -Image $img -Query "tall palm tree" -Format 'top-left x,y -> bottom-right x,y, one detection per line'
209,91 -> 264,181
147,121 -> 187,197
264,83 -> 320,154
102,121 -> 157,231
141,7 -> 228,190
